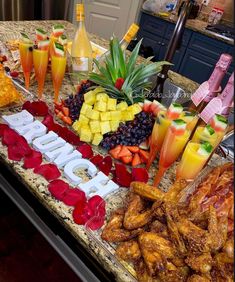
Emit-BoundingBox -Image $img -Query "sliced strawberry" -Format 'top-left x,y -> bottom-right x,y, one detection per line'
48,179 -> 69,200
121,155 -> 133,164
54,108 -> 60,114
97,156 -> 112,175
132,153 -> 142,167
54,101 -> 63,110
62,116 -> 72,125
62,106 -> 69,117
109,145 -> 122,159
90,154 -> 103,165
126,146 -> 139,153
117,146 -> 132,158
62,188 -> 86,206
139,149 -> 150,163
23,150 -> 42,169
132,167 -> 149,183
34,164 -> 61,181
56,111 -> 64,119
76,143 -> 93,159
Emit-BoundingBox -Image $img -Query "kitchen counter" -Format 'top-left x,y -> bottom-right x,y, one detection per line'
0,20 -> 223,282
141,9 -> 234,46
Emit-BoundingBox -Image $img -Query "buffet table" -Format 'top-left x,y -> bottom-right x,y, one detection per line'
0,20 -> 230,282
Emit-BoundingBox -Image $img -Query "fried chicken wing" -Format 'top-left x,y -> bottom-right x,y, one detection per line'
101,208 -> 141,242
134,259 -> 157,282
212,252 -> 234,281
131,182 -> 165,202
141,248 -> 165,275
116,240 -> 141,262
150,220 -> 169,239
164,180 -> 188,204
123,193 -> 153,230
157,263 -> 190,282
185,253 -> 213,274
187,274 -> 211,282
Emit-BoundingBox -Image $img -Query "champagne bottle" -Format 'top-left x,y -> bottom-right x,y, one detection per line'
71,3 -> 92,82
190,53 -> 232,112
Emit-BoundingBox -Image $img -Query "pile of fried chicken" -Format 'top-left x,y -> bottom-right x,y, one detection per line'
101,162 -> 234,282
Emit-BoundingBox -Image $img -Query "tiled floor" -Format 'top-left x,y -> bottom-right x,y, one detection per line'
0,189 -> 81,282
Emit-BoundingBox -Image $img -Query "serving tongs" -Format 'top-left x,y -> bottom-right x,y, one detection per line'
217,125 -> 234,161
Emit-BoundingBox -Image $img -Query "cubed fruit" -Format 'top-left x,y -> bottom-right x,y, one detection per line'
107,98 -> 117,111
93,87 -> 105,95
79,126 -> 92,142
86,109 -> 100,120
100,112 -> 111,121
128,104 -> 142,115
110,120 -> 120,132
89,120 -> 101,133
110,111 -> 122,121
116,101 -> 128,111
80,103 -> 92,115
84,90 -> 96,105
121,111 -> 134,121
96,93 -> 108,102
94,101 -> 107,112
72,120 -> 81,131
100,121 -> 111,135
92,133 -> 103,146
78,114 -> 89,124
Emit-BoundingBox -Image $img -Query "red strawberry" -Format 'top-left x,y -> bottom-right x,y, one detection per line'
117,146 -> 132,158
0,124 -> 9,137
97,156 -> 112,175
48,179 -> 69,200
139,149 -> 150,163
132,167 -> 149,183
86,216 -> 105,230
126,146 -> 139,153
76,143 -> 93,159
114,77 -> 125,90
90,154 -> 103,165
131,153 -> 142,167
62,188 -> 86,206
23,150 -> 42,169
114,163 -> 132,188
34,164 -> 61,181
121,155 -> 133,164
109,145 -> 122,159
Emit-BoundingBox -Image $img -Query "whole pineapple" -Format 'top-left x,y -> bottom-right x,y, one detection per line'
89,37 -> 170,105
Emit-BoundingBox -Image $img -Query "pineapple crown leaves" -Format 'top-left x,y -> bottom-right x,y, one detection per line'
89,36 -> 171,104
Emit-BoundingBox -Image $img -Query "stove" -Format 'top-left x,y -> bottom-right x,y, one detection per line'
206,24 -> 234,40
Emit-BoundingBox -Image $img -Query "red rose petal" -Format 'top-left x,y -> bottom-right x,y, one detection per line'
72,201 -> 90,225
22,101 -> 31,112
8,144 -> 23,161
90,154 -> 103,165
86,216 -> 105,230
42,114 -> 55,131
62,188 -> 86,206
0,124 -> 9,137
132,168 -> 149,183
76,143 -> 93,159
22,101 -> 48,116
17,136 -> 32,156
48,179 -> 69,200
88,195 -> 106,216
23,150 -> 42,169
114,163 -> 132,188
2,128 -> 20,146
97,156 -> 112,176
34,164 -> 61,181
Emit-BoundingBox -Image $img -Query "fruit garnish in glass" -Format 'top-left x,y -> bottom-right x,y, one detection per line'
191,124 -> 218,148
209,114 -> 228,146
176,141 -> 213,181
49,24 -> 65,58
153,119 -> 190,186
51,42 -> 66,102
19,33 -> 33,90
179,109 -> 199,132
35,28 -> 47,42
33,40 -> 49,99
146,103 -> 183,170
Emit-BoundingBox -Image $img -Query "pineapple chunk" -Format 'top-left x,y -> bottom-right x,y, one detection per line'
107,98 -> 117,110
100,121 -> 111,135
121,111 -> 134,121
94,100 -> 107,112
78,114 -> 89,124
86,109 -> 100,120
110,111 -> 122,121
96,93 -> 108,102
100,112 -> 111,121
128,104 -> 142,115
79,126 -> 92,142
84,90 -> 96,105
110,120 -> 120,132
89,120 -> 101,133
116,101 -> 128,111
92,133 -> 103,146
80,103 -> 92,115
93,87 -> 105,95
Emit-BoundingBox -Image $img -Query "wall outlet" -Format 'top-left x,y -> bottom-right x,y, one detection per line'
202,0 -> 210,5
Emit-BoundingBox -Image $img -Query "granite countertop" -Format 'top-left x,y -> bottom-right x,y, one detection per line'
141,9 -> 234,46
0,20 -> 225,281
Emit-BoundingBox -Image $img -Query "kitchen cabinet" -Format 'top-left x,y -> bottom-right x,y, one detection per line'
137,11 -> 234,88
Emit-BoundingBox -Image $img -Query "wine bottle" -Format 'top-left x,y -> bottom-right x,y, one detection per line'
71,3 -> 92,82
190,53 -> 232,112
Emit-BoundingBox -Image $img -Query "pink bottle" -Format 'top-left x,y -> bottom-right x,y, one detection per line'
200,72 -> 234,123
191,53 -> 232,107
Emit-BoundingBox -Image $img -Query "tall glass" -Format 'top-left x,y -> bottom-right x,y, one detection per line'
153,122 -> 190,186
51,55 -> 66,102
179,109 -> 199,132
19,42 -> 33,90
191,126 -> 218,148
33,48 -> 49,99
176,142 -> 211,181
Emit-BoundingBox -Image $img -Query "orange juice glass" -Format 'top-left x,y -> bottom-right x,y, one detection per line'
51,55 -> 66,102
33,48 -> 49,99
19,42 -> 33,90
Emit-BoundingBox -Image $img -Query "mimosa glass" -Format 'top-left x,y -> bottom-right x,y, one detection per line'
51,55 -> 66,102
191,126 -> 218,148
176,142 -> 211,181
153,120 -> 190,186
180,109 -> 199,132
49,35 -> 58,58
33,48 -> 49,99
19,42 -> 33,90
